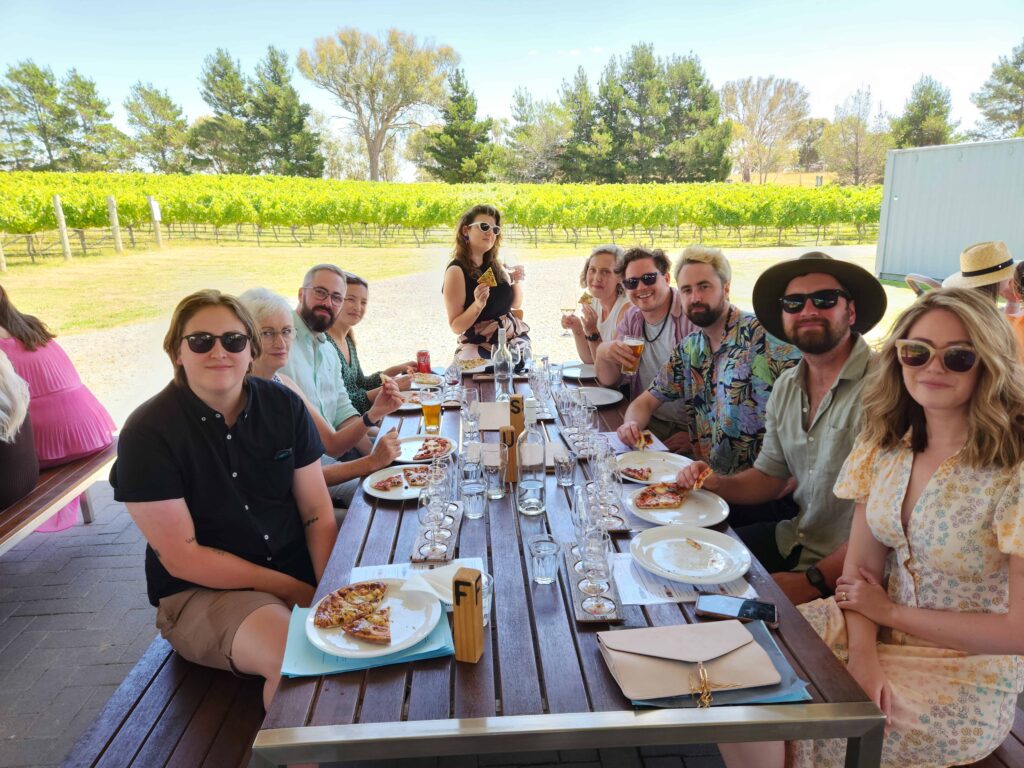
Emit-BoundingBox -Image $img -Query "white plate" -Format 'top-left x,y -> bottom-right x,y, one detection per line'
577,386 -> 623,407
630,525 -> 751,585
305,578 -> 443,658
411,373 -> 443,388
562,363 -> 597,379
625,486 -> 729,527
616,450 -> 692,484
395,435 -> 454,463
396,392 -> 460,412
361,464 -> 430,501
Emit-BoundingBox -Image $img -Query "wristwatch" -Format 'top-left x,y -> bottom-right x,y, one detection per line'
362,411 -> 381,428
585,332 -> 601,342
805,565 -> 832,598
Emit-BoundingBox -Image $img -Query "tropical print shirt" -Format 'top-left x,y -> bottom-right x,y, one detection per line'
648,305 -> 800,475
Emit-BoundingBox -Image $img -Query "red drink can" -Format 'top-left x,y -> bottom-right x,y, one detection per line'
416,350 -> 431,373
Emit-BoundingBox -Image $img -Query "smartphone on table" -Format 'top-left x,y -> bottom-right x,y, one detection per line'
695,594 -> 779,629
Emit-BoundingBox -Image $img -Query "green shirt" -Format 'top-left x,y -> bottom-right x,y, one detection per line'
752,335 -> 873,570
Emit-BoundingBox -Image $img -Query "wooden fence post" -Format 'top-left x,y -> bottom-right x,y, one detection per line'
53,195 -> 72,260
148,196 -> 163,248
107,195 -> 124,253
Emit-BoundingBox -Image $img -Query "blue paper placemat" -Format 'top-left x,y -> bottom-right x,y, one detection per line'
632,621 -> 812,708
281,607 -> 454,678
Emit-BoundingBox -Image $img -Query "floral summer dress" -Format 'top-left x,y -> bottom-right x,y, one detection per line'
789,438 -> 1024,768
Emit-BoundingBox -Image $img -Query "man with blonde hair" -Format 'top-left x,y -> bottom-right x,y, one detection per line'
619,245 -> 800,474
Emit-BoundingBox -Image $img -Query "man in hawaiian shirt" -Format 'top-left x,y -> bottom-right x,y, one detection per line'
618,246 -> 800,475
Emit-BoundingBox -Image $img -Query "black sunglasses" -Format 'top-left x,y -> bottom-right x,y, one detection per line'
779,289 -> 851,314
622,272 -> 661,290
183,332 -> 250,354
894,340 -> 978,373
467,222 -> 501,235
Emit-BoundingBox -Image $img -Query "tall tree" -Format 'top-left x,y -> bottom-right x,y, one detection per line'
585,44 -> 730,183
297,28 -> 458,181
971,38 -> 1024,138
794,117 -> 828,171
721,76 -> 810,183
816,89 -> 892,185
61,69 -> 130,171
558,67 -> 596,181
190,49 -> 252,173
495,88 -> 569,182
1,60 -> 74,169
124,82 -> 190,173
890,75 -> 957,148
248,47 -> 324,177
421,68 -> 492,182
0,84 -> 33,169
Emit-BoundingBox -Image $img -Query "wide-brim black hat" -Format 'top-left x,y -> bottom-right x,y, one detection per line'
752,251 -> 888,341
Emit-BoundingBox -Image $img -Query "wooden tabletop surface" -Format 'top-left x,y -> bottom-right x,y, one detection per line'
256,377 -> 878,765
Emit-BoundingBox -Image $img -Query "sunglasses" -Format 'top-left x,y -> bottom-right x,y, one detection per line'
183,332 -> 250,354
467,222 -> 501,235
894,340 -> 978,373
779,289 -> 851,314
622,272 -> 661,290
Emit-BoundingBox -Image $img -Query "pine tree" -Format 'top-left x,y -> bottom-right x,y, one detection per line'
971,38 -> 1024,138
891,76 -> 957,148
558,67 -> 596,182
124,83 -> 190,173
62,69 -> 130,171
189,49 -> 253,173
422,69 -> 492,182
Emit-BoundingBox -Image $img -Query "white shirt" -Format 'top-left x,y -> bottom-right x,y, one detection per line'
596,294 -> 630,344
279,310 -> 358,429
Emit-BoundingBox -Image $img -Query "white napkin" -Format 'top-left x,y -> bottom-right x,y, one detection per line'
477,402 -> 510,431
400,562 -> 471,604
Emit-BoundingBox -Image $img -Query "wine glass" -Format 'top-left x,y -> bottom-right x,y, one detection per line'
444,357 -> 461,397
417,496 -> 448,558
560,306 -> 576,336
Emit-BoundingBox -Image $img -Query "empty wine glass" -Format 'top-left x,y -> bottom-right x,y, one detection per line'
417,496 -> 448,558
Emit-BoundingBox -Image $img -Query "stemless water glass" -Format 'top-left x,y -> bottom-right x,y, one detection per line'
483,442 -> 508,500
461,387 -> 481,441
553,447 -> 578,487
461,442 -> 486,520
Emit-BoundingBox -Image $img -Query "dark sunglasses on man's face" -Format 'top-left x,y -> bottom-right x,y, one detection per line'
183,332 -> 250,354
894,340 -> 978,373
779,289 -> 851,314
622,272 -> 661,290
467,221 -> 501,235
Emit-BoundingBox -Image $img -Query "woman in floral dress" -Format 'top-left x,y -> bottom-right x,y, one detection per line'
787,288 -> 1024,767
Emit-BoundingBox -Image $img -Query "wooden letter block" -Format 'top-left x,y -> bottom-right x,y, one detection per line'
452,567 -> 484,663
500,426 -> 518,484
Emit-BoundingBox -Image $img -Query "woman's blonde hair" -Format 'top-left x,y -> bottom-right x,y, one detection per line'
0,350 -> 30,443
451,204 -> 507,284
163,290 -> 262,385
858,288 -> 1024,468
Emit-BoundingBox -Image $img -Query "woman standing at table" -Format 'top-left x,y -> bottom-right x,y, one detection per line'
560,244 -> 629,364
729,288 -> 1024,768
326,272 -> 415,414
0,284 -> 115,530
111,290 -> 338,710
442,204 -> 529,358
240,287 -> 400,510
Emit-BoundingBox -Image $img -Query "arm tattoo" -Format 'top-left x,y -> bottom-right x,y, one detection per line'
303,516 -> 319,529
185,536 -> 195,544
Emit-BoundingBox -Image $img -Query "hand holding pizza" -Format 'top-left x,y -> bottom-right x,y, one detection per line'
472,282 -> 490,309
390,373 -> 413,392
617,420 -> 643,450
580,301 -> 599,335
676,461 -> 719,492
370,377 -> 404,418
369,428 -> 401,470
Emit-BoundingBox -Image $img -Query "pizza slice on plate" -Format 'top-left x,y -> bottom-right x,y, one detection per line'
313,581 -> 387,629
412,437 -> 451,461
477,266 -> 498,287
402,466 -> 430,487
621,466 -> 652,482
343,606 -> 392,645
458,356 -> 487,371
371,474 -> 405,492
635,482 -> 687,510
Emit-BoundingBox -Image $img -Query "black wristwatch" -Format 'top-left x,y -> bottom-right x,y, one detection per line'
805,565 -> 832,598
362,411 -> 381,428
585,332 -> 601,342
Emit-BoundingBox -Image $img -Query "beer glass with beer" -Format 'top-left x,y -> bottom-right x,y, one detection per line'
420,386 -> 442,434
620,335 -> 645,375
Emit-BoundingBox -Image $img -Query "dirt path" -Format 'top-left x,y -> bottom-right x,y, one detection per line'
58,245 -> 881,426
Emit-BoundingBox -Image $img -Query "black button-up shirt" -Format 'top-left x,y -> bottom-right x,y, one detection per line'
111,377 -> 325,606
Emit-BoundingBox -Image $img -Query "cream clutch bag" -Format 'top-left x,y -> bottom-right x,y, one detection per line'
597,620 -> 781,702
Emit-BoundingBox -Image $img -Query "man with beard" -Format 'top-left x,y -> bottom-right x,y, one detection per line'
618,246 -> 799,474
594,247 -> 696,445
676,252 -> 887,605
281,264 -> 401,459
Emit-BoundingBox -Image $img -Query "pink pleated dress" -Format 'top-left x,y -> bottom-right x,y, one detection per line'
0,337 -> 115,531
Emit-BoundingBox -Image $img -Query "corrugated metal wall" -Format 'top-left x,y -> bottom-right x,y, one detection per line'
875,138 -> 1024,281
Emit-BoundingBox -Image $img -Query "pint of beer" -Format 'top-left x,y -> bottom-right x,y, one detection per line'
620,336 -> 645,375
420,387 -> 442,434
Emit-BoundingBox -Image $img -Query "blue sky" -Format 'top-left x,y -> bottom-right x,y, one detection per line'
1,0 -> 1021,135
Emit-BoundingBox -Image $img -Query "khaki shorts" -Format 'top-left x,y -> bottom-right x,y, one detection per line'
156,588 -> 285,674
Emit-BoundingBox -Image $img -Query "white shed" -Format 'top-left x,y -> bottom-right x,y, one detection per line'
875,138 -> 1024,281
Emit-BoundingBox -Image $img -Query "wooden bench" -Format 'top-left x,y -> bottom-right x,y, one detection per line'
0,440 -> 117,557
63,636 -> 264,767
971,704 -> 1024,767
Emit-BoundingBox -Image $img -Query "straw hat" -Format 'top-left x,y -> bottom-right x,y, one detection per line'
942,241 -> 1016,289
752,251 -> 887,340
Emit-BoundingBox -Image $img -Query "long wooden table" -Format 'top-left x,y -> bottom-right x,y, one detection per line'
251,378 -> 884,767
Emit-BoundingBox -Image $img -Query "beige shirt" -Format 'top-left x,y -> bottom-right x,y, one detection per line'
752,335 -> 873,569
